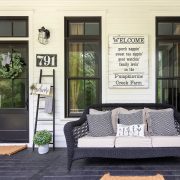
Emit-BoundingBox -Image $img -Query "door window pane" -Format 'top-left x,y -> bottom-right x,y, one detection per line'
158,23 -> 172,35
84,42 -> 99,77
85,23 -> 99,35
13,46 -> 28,78
0,18 -> 28,37
0,21 -> 12,36
13,21 -> 27,37
13,79 -> 25,108
0,43 -> 28,109
0,79 -> 12,108
69,23 -> 84,35
68,42 -> 83,77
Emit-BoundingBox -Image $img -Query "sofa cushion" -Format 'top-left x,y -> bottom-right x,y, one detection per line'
116,124 -> 145,137
148,110 -> 178,136
87,111 -> 114,137
78,135 -> 115,147
115,136 -> 152,147
151,136 -> 180,147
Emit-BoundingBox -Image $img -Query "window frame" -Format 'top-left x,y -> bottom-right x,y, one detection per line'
0,16 -> 28,37
156,17 -> 180,111
64,17 -> 102,117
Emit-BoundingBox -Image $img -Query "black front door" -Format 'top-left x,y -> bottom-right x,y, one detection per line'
0,42 -> 29,142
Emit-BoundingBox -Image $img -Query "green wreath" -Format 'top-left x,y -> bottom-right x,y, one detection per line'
0,53 -> 24,79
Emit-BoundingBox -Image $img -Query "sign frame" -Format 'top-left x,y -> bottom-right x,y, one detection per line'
36,54 -> 57,67
108,34 -> 148,88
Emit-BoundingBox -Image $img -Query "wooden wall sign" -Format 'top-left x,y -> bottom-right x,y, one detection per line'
36,54 -> 57,67
109,35 -> 148,88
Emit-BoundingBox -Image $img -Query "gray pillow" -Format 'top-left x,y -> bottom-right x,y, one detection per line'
87,111 -> 114,137
148,110 -> 178,136
118,110 -> 143,125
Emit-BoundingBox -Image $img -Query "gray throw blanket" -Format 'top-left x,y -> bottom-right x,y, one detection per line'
45,96 -> 53,114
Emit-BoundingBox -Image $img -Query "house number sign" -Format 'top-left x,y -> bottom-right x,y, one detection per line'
109,35 -> 148,88
36,54 -> 57,67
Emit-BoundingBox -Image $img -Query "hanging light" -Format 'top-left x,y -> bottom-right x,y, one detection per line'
38,26 -> 50,45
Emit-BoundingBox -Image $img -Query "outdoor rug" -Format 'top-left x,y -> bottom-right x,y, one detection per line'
0,145 -> 27,155
100,173 -> 165,180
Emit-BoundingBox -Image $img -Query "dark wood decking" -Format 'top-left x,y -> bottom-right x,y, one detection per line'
0,148 -> 180,179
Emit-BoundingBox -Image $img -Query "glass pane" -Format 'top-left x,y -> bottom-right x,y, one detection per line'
157,80 -> 173,104
84,42 -> 99,77
173,43 -> 180,77
157,42 -> 174,77
173,23 -> 180,35
0,79 -> 12,108
68,42 -> 83,77
13,21 -> 27,37
158,23 -> 172,35
13,79 -> 25,108
69,23 -> 84,35
177,80 -> 180,112
85,22 -> 99,35
13,46 -> 28,78
69,80 -> 84,116
0,21 -> 12,37
85,80 -> 98,107
173,80 -> 180,112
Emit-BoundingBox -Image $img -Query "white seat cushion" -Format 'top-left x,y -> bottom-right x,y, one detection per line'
151,136 -> 180,147
78,135 -> 115,148
115,136 -> 152,147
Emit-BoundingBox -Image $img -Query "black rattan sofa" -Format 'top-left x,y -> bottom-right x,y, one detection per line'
64,103 -> 180,170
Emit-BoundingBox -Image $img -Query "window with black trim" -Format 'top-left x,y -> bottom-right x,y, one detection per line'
65,17 -> 102,117
0,16 -> 28,37
156,17 -> 180,111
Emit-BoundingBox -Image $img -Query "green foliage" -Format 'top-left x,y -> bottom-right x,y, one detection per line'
33,130 -> 52,146
0,53 -> 24,79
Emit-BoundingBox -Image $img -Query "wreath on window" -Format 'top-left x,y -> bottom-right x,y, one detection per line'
0,52 -> 25,79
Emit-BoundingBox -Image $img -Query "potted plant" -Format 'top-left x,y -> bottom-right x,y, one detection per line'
33,130 -> 52,154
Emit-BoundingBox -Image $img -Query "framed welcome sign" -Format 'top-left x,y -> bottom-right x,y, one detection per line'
109,35 -> 148,88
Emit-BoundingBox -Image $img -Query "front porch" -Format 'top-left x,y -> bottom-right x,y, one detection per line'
0,148 -> 179,180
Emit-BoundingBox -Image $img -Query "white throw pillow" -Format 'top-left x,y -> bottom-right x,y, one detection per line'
116,124 -> 145,137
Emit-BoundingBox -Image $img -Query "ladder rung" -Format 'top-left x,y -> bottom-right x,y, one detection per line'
39,96 -> 45,98
49,143 -> 54,144
38,108 -> 45,109
42,75 -> 53,77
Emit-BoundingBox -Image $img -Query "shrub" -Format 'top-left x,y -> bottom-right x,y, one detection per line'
33,130 -> 52,146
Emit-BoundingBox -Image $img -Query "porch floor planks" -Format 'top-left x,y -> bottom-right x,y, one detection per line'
0,148 -> 180,179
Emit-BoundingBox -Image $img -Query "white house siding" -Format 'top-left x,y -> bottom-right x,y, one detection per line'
0,0 -> 180,147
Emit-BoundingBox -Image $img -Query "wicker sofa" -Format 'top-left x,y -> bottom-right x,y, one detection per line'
64,103 -> 180,170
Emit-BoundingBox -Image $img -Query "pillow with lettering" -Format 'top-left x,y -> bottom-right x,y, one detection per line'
116,124 -> 145,137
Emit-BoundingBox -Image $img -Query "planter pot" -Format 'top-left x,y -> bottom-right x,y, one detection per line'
38,144 -> 49,154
